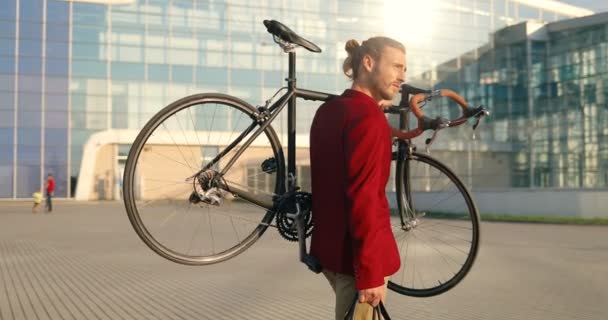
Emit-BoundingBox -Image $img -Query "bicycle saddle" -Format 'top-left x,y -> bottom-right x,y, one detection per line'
263,20 -> 322,53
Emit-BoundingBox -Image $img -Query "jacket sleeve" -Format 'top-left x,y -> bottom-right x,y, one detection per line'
343,112 -> 388,290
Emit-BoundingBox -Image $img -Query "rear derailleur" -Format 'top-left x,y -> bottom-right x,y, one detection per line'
188,170 -> 226,206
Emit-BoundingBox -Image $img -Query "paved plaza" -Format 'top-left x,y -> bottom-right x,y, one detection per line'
0,201 -> 607,320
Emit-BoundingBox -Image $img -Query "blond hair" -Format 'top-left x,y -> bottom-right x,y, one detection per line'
342,37 -> 405,80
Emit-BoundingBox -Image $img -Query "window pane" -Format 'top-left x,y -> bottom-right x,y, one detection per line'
19,40 -> 42,57
72,26 -> 104,43
0,128 -> 13,147
0,0 -> 16,19
18,57 -> 42,74
147,64 -> 169,81
18,127 -> 41,146
45,110 -> 68,129
172,65 -> 193,83
19,0 -> 43,22
72,60 -> 106,77
17,111 -> 42,128
45,76 -> 68,94
18,75 -> 42,92
18,92 -> 41,111
45,93 -> 68,111
19,22 -> 43,40
0,164 -> 12,197
46,23 -> 69,42
111,62 -> 144,80
46,41 -> 69,59
0,56 -> 15,73
17,164 -> 40,198
45,128 -> 68,146
73,43 -> 102,59
0,38 -> 15,56
46,59 -> 69,77
0,110 -> 13,127
0,75 -> 14,94
46,0 -> 70,24
196,66 -> 227,85
0,90 -> 14,110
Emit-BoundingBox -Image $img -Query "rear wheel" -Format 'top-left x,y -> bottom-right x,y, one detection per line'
123,93 -> 285,265
389,152 -> 480,297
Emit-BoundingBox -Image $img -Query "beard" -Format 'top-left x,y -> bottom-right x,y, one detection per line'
378,85 -> 398,101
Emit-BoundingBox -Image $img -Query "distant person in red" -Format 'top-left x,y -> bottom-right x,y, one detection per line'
310,37 -> 425,320
45,173 -> 55,212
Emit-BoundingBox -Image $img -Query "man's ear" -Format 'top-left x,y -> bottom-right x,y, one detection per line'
362,54 -> 374,72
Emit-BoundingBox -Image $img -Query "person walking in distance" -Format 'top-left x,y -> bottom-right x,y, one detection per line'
45,173 -> 55,212
310,37 -> 425,320
32,189 -> 43,213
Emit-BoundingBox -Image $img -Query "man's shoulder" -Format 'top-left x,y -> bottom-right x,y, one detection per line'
318,95 -> 378,115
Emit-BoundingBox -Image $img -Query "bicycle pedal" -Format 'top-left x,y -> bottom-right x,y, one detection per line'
261,157 -> 277,173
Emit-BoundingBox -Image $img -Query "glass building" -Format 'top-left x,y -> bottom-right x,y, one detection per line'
413,13 -> 608,189
0,0 -> 599,199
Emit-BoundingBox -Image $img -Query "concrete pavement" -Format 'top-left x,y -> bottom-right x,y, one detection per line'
0,201 -> 607,319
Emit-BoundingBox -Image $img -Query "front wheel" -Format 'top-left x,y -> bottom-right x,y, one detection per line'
388,152 -> 480,297
123,93 -> 285,265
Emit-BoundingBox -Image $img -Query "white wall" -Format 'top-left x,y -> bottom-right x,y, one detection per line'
388,190 -> 608,219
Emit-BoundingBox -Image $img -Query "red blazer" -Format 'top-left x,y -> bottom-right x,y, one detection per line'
309,89 -> 400,290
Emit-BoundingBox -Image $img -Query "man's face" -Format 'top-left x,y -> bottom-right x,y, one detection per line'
369,46 -> 406,101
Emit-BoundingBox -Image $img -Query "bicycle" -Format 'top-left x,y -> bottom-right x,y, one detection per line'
123,19 -> 489,298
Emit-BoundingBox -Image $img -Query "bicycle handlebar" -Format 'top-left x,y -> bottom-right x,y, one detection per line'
389,85 -> 490,143
409,89 -> 468,124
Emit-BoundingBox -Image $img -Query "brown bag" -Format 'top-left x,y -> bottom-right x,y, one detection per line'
343,294 -> 392,320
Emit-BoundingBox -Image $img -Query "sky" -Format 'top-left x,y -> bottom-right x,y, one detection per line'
562,0 -> 608,13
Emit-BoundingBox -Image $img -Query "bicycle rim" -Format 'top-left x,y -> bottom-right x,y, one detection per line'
123,93 -> 285,265
389,152 -> 480,297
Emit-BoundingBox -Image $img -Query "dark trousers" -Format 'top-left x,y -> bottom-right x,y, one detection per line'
46,191 -> 53,212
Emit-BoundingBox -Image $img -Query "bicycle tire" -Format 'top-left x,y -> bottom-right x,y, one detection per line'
388,152 -> 480,297
123,93 -> 285,265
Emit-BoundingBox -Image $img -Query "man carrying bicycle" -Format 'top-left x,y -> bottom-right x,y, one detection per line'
310,36 -> 418,320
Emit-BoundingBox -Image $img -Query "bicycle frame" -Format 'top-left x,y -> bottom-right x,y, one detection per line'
199,49 -> 418,270
393,97 -> 417,227
201,51 -> 333,208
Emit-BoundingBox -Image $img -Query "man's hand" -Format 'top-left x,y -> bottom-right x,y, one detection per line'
378,100 -> 393,110
358,284 -> 386,307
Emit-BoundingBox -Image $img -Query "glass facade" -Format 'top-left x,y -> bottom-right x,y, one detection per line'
0,0 -> 599,198
413,17 -> 608,189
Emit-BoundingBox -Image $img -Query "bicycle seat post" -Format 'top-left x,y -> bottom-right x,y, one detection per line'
286,51 -> 297,191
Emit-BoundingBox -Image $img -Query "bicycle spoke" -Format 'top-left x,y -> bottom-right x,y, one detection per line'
143,145 -> 194,170
161,122 -> 197,172
412,229 -> 468,263
390,153 -> 479,296
207,207 -> 216,254
420,220 -> 473,230
141,181 -> 191,193
174,110 -> 200,169
125,95 -> 283,265
207,104 -> 218,145
187,107 -> 205,156
416,223 -> 472,243
186,205 -> 203,256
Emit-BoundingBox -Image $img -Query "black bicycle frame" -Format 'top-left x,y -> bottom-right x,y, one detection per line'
200,50 -> 431,271
202,51 -> 333,207
391,87 -> 422,226
202,50 -> 424,230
